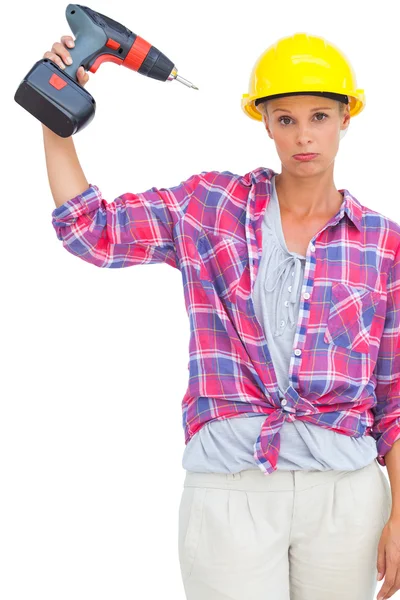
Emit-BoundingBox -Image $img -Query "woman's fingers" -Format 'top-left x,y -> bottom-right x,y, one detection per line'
43,36 -> 89,87
61,35 -> 75,48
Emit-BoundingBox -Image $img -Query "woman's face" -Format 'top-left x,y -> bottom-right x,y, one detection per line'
262,95 -> 350,173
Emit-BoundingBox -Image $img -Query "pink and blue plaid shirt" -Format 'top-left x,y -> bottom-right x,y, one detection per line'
51,166 -> 400,475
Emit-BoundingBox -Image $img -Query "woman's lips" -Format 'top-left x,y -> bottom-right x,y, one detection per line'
293,153 -> 318,161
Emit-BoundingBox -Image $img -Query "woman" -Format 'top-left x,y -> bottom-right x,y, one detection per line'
179,33 -> 398,600
46,31 -> 399,600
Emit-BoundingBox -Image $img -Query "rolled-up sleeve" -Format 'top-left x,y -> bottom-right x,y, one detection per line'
51,172 -> 209,269
371,239 -> 400,466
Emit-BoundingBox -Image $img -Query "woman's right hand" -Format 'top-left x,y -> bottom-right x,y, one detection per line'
43,35 -> 89,87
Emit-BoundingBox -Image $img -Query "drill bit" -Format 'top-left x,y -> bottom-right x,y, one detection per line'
175,74 -> 199,90
168,67 -> 199,90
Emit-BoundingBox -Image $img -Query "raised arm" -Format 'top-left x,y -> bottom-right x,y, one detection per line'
50,172 -> 207,269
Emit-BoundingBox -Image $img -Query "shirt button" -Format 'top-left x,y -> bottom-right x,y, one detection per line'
303,292 -> 310,299
280,320 -> 285,327
310,244 -> 315,252
284,300 -> 289,307
281,398 -> 287,406
291,272 -> 294,276
288,285 -> 292,292
294,349 -> 302,356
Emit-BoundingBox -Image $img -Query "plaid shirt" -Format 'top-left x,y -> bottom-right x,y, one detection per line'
51,167 -> 400,475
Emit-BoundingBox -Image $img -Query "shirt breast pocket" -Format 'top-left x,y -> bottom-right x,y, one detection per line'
196,233 -> 247,303
323,281 -> 381,354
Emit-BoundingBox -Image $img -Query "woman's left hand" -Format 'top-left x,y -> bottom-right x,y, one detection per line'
377,518 -> 400,600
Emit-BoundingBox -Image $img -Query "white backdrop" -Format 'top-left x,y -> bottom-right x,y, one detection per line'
4,0 -> 399,598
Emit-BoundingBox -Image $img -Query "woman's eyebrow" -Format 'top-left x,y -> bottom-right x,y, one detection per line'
272,106 -> 334,113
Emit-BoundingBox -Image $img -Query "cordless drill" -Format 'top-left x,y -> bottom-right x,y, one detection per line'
14,4 -> 199,137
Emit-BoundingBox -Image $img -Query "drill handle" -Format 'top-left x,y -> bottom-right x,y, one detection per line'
63,3 -> 134,80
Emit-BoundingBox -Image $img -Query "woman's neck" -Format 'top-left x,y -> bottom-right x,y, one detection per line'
274,172 -> 343,220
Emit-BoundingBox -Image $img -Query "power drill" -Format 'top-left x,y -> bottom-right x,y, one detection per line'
14,4 -> 199,137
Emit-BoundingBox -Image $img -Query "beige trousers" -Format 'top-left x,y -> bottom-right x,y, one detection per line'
178,459 -> 391,600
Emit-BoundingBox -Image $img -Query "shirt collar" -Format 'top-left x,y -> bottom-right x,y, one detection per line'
242,166 -> 364,233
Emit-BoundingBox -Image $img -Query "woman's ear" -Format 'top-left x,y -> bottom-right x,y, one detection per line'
343,105 -> 351,125
340,106 -> 351,137
262,114 -> 273,139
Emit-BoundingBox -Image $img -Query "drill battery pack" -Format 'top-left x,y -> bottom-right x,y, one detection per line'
14,58 -> 96,137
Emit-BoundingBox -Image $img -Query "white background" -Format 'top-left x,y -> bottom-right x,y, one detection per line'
4,0 -> 399,598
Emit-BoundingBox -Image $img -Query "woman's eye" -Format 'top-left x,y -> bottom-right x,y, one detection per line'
278,113 -> 328,126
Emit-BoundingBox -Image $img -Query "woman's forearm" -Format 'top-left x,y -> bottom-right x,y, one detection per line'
42,124 -> 90,208
384,438 -> 400,520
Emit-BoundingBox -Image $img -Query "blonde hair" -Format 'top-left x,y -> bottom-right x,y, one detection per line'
256,98 -> 346,119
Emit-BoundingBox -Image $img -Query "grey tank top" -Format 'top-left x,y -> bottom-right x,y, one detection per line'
181,174 -> 378,472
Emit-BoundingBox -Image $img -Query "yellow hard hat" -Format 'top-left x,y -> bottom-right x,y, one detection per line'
242,32 -> 365,121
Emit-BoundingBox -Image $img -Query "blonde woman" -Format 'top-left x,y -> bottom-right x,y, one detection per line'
179,34 -> 400,600
46,33 -> 400,600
